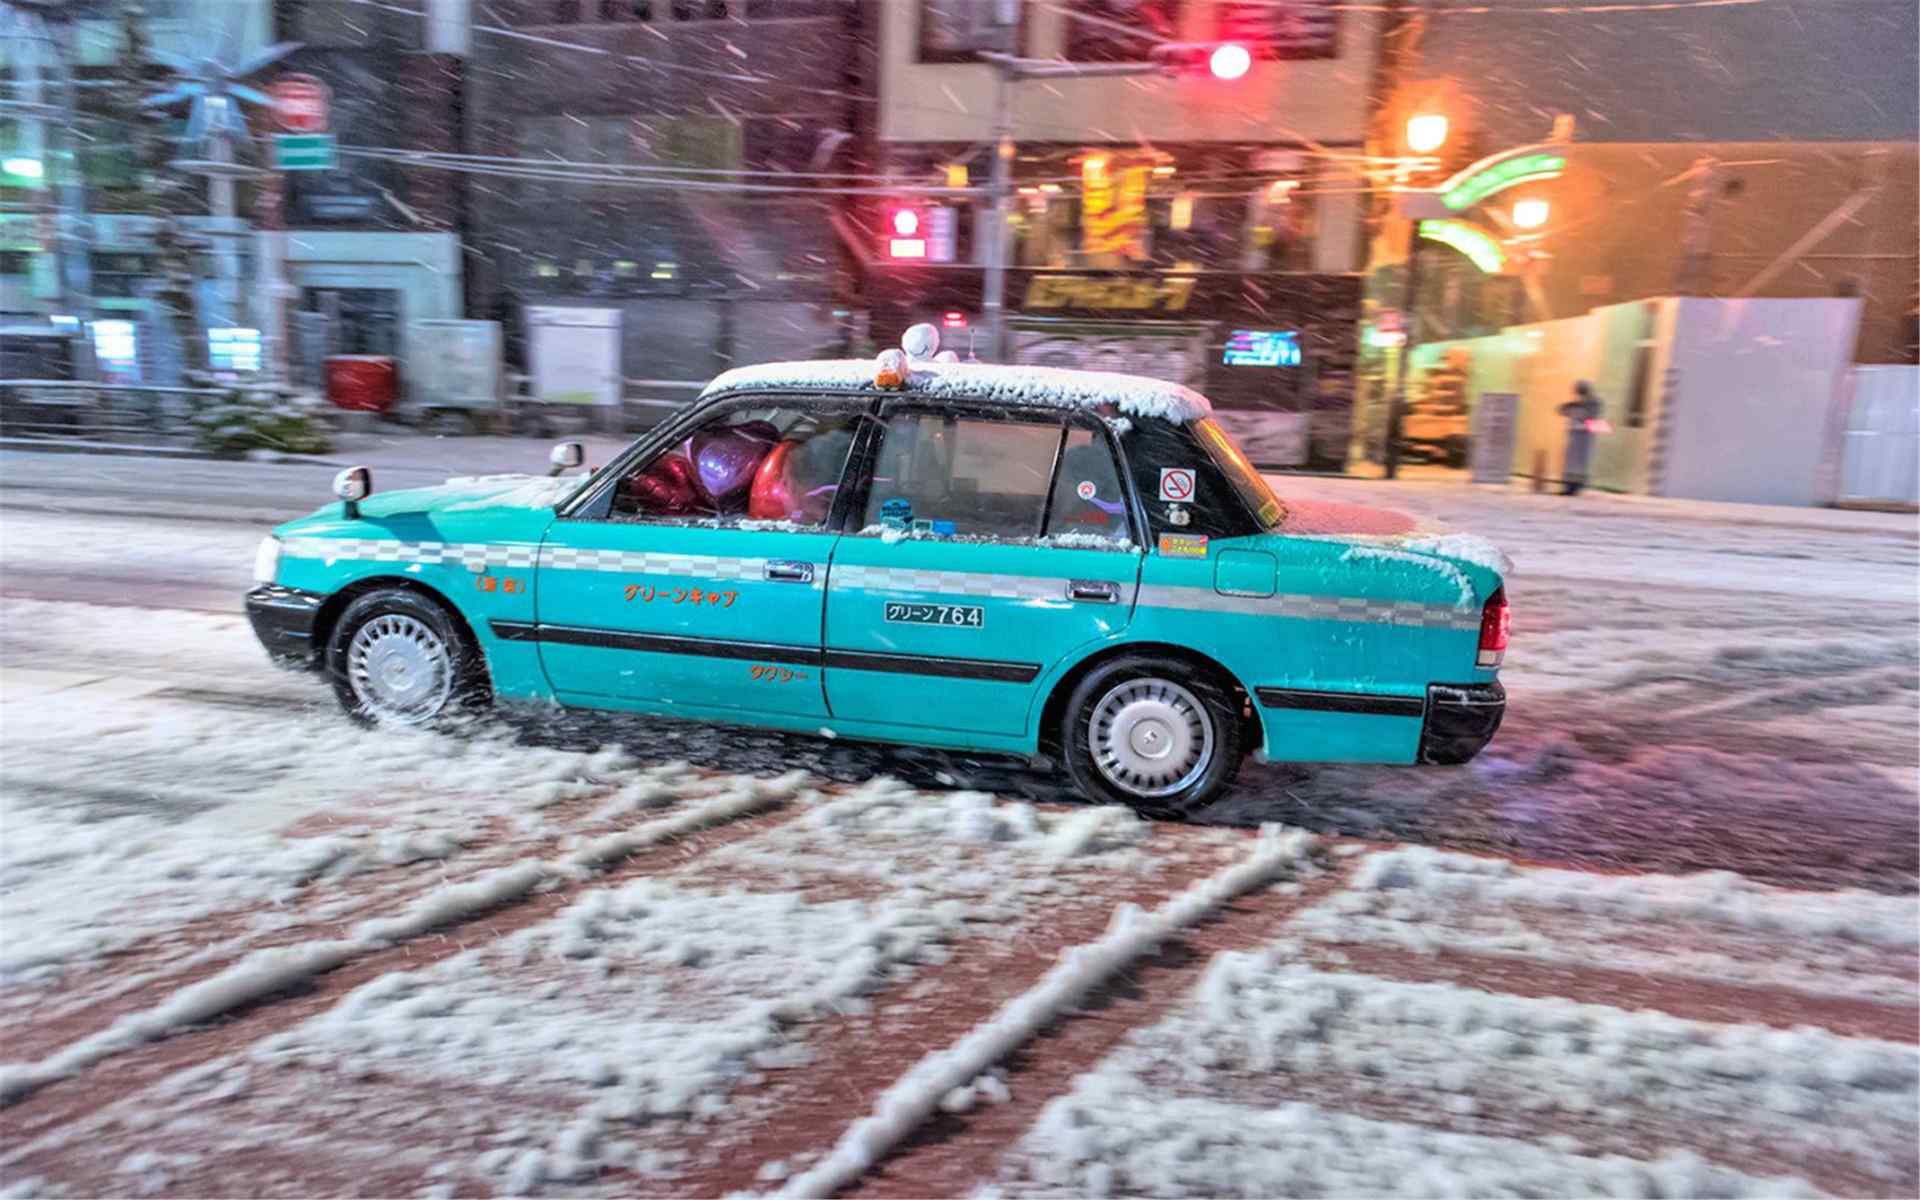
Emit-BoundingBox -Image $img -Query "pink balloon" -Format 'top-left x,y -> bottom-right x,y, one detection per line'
691,430 -> 769,504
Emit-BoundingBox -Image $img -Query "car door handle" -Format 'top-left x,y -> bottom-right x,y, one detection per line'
1067,580 -> 1119,603
764,560 -> 814,584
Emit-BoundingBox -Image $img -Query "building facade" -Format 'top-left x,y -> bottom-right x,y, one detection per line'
461,0 -> 874,407
1354,0 -> 1920,468
862,0 -> 1384,470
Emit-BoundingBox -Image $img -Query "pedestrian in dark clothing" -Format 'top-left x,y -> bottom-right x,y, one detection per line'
1558,380 -> 1603,496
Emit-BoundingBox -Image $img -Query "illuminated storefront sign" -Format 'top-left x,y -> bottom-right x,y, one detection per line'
1023,275 -> 1196,311
1222,329 -> 1301,367
1418,219 -> 1505,274
1441,153 -> 1565,212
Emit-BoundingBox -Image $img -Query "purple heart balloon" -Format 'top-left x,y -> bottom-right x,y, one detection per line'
691,430 -> 769,504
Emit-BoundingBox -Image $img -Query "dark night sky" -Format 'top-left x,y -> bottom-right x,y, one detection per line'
1416,0 -> 1919,146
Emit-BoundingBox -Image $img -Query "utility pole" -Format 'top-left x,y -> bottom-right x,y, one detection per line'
1383,228 -> 1423,479
976,45 -> 1161,362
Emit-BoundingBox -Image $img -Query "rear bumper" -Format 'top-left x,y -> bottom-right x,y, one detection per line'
245,584 -> 325,669
1418,681 -> 1506,764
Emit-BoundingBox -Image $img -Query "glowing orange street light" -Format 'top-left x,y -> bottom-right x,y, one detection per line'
1208,43 -> 1251,80
1511,197 -> 1551,229
1405,113 -> 1450,155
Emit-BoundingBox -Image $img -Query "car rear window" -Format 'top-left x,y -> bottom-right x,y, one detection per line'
1194,417 -> 1286,531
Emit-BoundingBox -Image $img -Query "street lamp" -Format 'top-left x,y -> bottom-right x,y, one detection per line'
1511,197 -> 1551,230
1405,113 -> 1450,155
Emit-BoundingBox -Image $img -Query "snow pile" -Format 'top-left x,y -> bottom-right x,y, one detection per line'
243,875 -> 969,1193
1338,544 -> 1476,609
1005,1090 -> 1819,1198
703,359 -> 1212,424
1020,948 -> 1919,1192
0,860 -> 559,1105
1296,847 -> 1920,1003
1346,846 -> 1920,948
776,825 -> 1317,1199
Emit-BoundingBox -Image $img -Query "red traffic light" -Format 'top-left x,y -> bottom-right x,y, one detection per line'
891,209 -> 920,236
887,207 -> 926,259
1208,43 -> 1251,80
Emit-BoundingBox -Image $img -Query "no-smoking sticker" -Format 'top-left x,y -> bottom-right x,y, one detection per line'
1158,467 -> 1197,502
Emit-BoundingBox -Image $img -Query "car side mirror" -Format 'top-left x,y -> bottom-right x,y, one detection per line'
548,441 -> 585,476
333,465 -> 372,520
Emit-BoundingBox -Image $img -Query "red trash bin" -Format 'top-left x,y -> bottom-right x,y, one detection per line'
325,355 -> 399,413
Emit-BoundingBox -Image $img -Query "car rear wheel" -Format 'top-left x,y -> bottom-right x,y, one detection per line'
327,589 -> 487,727
1060,655 -> 1244,819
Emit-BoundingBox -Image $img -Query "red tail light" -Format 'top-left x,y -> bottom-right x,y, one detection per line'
1477,587 -> 1509,669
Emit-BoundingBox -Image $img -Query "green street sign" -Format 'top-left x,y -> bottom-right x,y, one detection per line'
273,133 -> 335,172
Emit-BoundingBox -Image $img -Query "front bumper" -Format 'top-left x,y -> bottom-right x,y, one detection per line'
1418,681 -> 1506,765
245,584 -> 326,669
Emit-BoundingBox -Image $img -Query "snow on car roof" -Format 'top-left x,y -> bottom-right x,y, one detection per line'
701,358 -> 1213,424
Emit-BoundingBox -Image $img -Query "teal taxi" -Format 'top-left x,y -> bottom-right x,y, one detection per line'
246,337 -> 1509,816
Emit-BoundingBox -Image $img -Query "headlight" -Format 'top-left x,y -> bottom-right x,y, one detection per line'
253,535 -> 282,584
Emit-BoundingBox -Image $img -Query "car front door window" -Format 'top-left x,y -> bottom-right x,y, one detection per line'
614,405 -> 860,528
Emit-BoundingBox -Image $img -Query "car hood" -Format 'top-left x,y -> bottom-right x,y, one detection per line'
272,473 -> 583,542
348,473 -> 584,519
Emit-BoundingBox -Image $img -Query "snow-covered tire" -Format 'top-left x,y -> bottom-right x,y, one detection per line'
326,588 -> 488,728
1059,654 -> 1244,819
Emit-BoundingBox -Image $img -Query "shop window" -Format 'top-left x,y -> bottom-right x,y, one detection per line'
863,412 -> 1062,540
614,404 -> 859,526
919,0 -> 1022,62
1063,0 -> 1180,62
672,0 -> 727,20
0,250 -> 30,275
1214,1 -> 1340,62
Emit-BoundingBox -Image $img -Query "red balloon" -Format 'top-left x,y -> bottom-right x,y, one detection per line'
627,453 -> 698,515
749,440 -> 801,521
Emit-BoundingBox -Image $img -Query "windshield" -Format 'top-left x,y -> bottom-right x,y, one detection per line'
1194,417 -> 1286,531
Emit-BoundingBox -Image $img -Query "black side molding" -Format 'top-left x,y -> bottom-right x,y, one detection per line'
1255,686 -> 1426,717
491,621 -> 820,666
489,621 -> 1041,684
826,647 -> 1040,684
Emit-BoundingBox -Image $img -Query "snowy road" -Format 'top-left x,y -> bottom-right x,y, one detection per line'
0,448 -> 1915,1196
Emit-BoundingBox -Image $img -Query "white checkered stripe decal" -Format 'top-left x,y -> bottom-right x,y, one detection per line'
829,563 -> 1089,603
536,545 -> 796,583
280,537 -> 820,588
282,537 -> 537,571
1138,585 -> 1481,631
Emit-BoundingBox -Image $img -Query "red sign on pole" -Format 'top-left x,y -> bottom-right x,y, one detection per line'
271,74 -> 330,134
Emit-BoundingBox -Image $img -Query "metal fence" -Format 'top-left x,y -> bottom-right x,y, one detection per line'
0,379 -> 237,448
1838,366 -> 1920,507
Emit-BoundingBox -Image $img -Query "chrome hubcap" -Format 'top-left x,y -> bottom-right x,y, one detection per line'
1090,677 -> 1214,798
346,614 -> 453,724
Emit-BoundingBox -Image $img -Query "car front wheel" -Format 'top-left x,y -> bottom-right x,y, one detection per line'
1060,655 -> 1244,819
327,589 -> 486,727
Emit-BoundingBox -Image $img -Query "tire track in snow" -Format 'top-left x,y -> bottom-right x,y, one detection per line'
0,774 -> 807,1129
771,826 -> 1322,1199
831,849 -> 1364,1200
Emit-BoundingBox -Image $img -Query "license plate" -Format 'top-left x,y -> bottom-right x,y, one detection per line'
884,602 -> 984,628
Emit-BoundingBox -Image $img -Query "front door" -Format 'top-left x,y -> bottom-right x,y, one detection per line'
823,407 -> 1142,737
532,397 -> 863,718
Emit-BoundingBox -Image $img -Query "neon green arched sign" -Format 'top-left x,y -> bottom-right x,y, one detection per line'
1418,219 -> 1505,274
1441,153 -> 1565,211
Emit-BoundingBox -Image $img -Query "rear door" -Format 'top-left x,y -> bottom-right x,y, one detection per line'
530,395 -> 863,719
822,405 -> 1142,738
